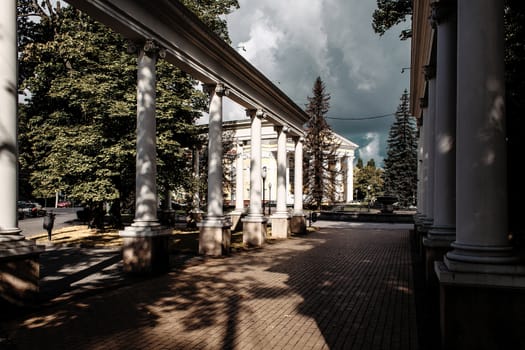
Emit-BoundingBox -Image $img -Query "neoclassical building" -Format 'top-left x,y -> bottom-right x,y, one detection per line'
411,0 -> 525,348
221,119 -> 358,209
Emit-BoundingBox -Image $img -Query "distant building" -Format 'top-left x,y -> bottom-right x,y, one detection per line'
221,119 -> 358,208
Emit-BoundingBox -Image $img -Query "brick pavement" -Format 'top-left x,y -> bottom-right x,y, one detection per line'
1,222 -> 419,350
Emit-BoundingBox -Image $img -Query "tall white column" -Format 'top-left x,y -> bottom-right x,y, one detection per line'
247,110 -> 264,217
0,0 -> 19,234
428,0 -> 457,243
270,125 -> 290,239
199,83 -> 231,255
335,156 -> 342,202
445,0 -> 516,269
119,40 -> 171,272
274,126 -> 289,215
293,137 -> 304,215
234,141 -> 245,212
242,109 -> 266,246
204,83 -> 226,221
346,154 -> 354,203
422,65 -> 436,229
133,42 -> 160,226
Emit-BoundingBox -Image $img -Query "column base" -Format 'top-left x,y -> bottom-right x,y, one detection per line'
198,217 -> 231,256
0,235 -> 44,307
119,224 -> 172,274
435,261 -> 525,349
290,214 -> 307,235
270,213 -> 290,239
187,209 -> 204,228
422,239 -> 453,288
229,210 -> 245,232
242,215 -> 267,247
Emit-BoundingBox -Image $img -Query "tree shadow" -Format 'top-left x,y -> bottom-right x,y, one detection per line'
1,224 -> 420,350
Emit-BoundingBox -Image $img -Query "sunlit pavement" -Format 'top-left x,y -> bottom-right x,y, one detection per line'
1,221 -> 419,350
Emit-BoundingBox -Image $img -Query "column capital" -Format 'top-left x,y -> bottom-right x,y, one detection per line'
274,125 -> 290,134
429,1 -> 455,28
420,96 -> 428,108
126,39 -> 166,58
203,82 -> 229,97
246,109 -> 265,119
292,135 -> 304,144
423,64 -> 436,80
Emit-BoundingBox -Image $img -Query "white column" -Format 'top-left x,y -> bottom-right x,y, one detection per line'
133,41 -> 161,227
346,154 -> 354,203
274,126 -> 289,215
293,137 -> 304,214
204,83 -> 226,221
335,156 -> 342,202
445,0 -> 516,269
428,0 -> 456,242
0,0 -> 19,234
247,109 -> 264,217
191,147 -> 202,213
422,65 -> 436,228
234,141 -> 244,212
416,123 -> 425,217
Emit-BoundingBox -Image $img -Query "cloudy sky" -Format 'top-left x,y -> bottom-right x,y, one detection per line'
221,0 -> 411,166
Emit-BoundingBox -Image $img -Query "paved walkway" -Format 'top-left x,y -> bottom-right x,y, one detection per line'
1,221 -> 419,350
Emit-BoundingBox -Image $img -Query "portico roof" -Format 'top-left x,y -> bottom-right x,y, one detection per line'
65,0 -> 308,136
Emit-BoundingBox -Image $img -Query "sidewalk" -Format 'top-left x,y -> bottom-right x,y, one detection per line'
1,221 -> 419,350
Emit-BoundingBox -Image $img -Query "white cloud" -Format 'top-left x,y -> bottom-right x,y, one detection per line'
224,0 -> 411,165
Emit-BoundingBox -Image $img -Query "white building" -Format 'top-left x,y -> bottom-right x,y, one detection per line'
222,119 -> 358,208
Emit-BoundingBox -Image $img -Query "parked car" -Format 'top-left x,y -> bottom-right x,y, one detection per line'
57,200 -> 72,208
17,201 -> 47,218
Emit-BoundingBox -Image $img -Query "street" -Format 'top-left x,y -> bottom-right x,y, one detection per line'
19,208 -> 81,238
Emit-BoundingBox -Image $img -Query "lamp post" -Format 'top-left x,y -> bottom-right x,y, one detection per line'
262,166 -> 267,215
268,182 -> 272,216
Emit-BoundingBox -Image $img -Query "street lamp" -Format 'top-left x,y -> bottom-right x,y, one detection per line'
268,182 -> 272,216
262,166 -> 267,214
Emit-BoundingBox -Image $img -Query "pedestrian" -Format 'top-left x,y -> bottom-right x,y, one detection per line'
43,211 -> 56,240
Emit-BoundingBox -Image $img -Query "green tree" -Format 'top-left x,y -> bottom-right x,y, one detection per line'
353,158 -> 384,202
383,90 -> 418,207
371,0 -> 412,40
17,0 -> 238,219
303,77 -> 342,210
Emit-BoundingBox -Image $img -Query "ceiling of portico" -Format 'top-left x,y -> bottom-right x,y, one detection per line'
64,0 -> 308,136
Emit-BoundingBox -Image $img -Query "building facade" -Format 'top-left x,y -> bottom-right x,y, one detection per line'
222,120 -> 358,209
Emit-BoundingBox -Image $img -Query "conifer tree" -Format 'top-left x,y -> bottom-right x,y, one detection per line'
383,89 -> 418,207
303,77 -> 341,210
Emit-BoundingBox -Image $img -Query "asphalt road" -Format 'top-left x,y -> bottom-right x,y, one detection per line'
19,207 -> 81,238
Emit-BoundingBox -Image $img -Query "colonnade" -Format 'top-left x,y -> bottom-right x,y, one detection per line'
414,0 -> 525,347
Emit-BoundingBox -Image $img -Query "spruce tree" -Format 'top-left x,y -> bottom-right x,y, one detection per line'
383,89 -> 418,207
303,77 -> 341,210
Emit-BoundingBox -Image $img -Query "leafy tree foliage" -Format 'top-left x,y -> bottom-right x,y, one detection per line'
353,158 -> 384,202
303,77 -> 342,210
382,90 -> 417,207
17,0 -> 238,216
372,0 -> 412,40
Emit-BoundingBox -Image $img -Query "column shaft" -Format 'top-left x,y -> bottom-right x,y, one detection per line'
293,137 -> 304,214
424,67 -> 436,227
275,126 -> 288,214
346,155 -> 354,202
134,47 -> 159,225
206,84 -> 225,219
0,0 -> 18,232
235,142 -> 244,212
447,0 -> 513,265
248,110 -> 264,217
429,0 -> 457,239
